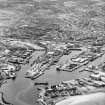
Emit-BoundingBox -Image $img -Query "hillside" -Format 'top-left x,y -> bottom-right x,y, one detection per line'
0,0 -> 105,41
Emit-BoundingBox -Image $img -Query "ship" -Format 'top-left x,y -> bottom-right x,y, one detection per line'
56,63 -> 79,72
34,82 -> 49,86
30,72 -> 44,80
56,61 -> 89,72
25,63 -> 44,79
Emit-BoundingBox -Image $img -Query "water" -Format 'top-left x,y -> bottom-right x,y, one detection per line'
0,50 -> 103,105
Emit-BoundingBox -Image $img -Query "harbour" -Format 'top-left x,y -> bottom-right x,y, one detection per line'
0,48 -> 104,105
0,0 -> 105,105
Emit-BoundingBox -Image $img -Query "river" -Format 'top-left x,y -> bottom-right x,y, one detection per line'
0,49 -> 104,105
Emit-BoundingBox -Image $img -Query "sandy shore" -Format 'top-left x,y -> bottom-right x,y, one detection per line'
56,92 -> 105,105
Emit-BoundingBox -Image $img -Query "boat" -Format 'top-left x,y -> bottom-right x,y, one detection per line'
57,61 -> 89,72
34,82 -> 49,86
37,87 -> 44,91
79,68 -> 93,73
56,63 -> 80,72
31,72 -> 44,80
68,48 -> 82,51
15,65 -> 21,71
49,58 -> 59,66
25,63 -> 44,79
63,49 -> 71,55
25,71 -> 44,79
